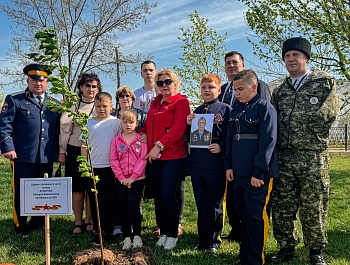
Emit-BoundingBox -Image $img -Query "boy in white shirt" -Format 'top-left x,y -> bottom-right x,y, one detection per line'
81,92 -> 121,245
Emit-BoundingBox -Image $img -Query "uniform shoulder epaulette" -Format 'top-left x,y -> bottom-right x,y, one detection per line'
10,91 -> 26,97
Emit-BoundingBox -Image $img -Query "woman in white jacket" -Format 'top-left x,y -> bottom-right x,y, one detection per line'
58,72 -> 102,234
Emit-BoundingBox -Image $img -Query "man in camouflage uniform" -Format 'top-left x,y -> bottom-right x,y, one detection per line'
270,37 -> 339,265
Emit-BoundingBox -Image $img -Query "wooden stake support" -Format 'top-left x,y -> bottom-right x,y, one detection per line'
44,173 -> 50,265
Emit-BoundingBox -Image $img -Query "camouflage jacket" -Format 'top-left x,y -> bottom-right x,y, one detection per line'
272,69 -> 339,151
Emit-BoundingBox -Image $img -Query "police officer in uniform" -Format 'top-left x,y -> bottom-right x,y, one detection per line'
0,63 -> 61,237
270,37 -> 340,265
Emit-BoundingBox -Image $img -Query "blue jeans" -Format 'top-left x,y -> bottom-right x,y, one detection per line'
149,158 -> 185,238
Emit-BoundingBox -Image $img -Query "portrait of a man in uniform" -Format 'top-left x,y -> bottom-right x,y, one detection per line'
190,114 -> 213,148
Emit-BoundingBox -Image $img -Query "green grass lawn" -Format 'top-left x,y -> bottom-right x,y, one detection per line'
0,156 -> 349,265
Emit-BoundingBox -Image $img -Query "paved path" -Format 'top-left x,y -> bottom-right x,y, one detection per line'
329,149 -> 350,156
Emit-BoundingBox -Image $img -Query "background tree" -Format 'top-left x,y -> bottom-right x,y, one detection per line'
238,0 -> 350,115
174,10 -> 227,106
30,28 -> 107,262
0,91 -> 4,107
1,0 -> 157,91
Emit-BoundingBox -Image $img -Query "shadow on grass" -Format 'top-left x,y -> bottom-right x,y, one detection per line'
0,218 -> 239,265
0,217 -> 95,265
145,231 -> 240,265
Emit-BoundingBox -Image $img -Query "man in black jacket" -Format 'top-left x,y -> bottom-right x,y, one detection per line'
219,51 -> 271,243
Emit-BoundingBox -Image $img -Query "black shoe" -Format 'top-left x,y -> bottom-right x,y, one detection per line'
204,247 -> 218,255
310,254 -> 327,265
220,231 -> 241,243
92,234 -> 100,246
29,222 -> 45,232
232,259 -> 247,265
269,248 -> 296,263
14,226 -> 30,238
112,233 -> 123,244
105,234 -> 117,246
193,244 -> 205,251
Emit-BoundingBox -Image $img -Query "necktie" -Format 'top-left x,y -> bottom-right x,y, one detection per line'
223,82 -> 233,105
37,95 -> 43,107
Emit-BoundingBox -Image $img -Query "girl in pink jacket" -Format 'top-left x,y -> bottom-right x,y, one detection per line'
110,110 -> 147,250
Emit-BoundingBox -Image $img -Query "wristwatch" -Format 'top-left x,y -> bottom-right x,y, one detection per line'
155,141 -> 164,151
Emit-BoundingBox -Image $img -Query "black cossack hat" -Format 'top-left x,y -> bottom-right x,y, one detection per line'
282,37 -> 311,60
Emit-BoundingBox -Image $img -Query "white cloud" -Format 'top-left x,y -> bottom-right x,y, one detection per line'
118,0 -> 249,56
0,0 -> 254,94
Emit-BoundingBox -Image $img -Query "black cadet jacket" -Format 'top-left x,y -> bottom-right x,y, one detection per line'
188,98 -> 231,169
225,94 -> 278,180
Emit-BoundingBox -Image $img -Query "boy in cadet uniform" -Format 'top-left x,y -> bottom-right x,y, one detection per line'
225,69 -> 278,265
0,63 -> 61,237
187,74 -> 231,254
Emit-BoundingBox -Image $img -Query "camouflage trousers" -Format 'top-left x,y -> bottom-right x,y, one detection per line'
271,149 -> 329,249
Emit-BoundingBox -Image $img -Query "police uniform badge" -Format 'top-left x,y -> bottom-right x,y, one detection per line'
1,102 -> 8,113
135,141 -> 141,153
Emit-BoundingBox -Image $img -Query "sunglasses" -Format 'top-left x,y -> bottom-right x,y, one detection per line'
119,94 -> 131,99
156,79 -> 174,87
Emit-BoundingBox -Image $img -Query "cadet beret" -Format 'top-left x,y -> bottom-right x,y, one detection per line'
282,37 -> 311,60
23,63 -> 51,81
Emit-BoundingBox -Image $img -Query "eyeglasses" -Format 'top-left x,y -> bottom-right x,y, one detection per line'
156,79 -> 174,87
84,84 -> 98,89
119,94 -> 131,99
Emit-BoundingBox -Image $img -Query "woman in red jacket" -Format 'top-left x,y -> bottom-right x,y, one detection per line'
142,68 -> 191,250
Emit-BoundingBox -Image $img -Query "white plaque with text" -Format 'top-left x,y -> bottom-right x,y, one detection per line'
20,177 -> 72,216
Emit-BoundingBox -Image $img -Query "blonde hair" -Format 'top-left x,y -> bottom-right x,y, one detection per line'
115,86 -> 136,102
121,110 -> 138,123
156,68 -> 181,94
198,117 -> 207,123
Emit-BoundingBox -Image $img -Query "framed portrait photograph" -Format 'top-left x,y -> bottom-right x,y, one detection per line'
190,113 -> 214,148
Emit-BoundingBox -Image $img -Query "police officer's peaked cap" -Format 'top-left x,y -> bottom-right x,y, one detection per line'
23,63 -> 51,81
282,37 -> 311,60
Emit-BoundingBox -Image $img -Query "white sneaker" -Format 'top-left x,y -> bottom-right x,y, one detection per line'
164,236 -> 178,250
122,237 -> 132,250
133,235 -> 143,248
155,235 -> 167,247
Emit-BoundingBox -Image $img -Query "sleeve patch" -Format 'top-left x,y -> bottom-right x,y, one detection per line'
1,102 -> 8,113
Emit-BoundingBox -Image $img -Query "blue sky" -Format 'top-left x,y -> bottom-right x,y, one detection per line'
0,0 -> 263,102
